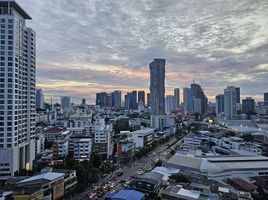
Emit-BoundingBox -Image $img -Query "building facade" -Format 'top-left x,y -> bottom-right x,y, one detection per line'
165,95 -> 175,114
224,86 -> 237,120
61,96 -> 71,112
0,0 -> 36,179
183,87 -> 191,111
36,88 -> 44,110
149,59 -> 165,115
216,94 -> 224,116
174,88 -> 180,109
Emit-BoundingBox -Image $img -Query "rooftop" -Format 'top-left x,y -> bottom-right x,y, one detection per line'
18,172 -> 64,184
106,189 -> 145,200
0,0 -> 31,19
44,127 -> 63,133
131,128 -> 154,136
137,172 -> 164,185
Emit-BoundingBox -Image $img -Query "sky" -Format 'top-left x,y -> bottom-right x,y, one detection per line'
19,0 -> 268,104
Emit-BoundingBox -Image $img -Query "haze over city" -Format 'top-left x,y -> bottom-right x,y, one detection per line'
19,0 -> 268,103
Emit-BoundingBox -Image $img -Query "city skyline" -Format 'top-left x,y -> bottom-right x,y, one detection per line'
19,0 -> 268,103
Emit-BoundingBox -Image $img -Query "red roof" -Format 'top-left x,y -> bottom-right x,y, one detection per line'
228,178 -> 257,192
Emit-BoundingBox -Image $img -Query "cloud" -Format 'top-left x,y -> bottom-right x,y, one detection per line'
19,0 -> 268,103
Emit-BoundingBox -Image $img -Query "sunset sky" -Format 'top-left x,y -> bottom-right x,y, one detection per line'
19,0 -> 268,104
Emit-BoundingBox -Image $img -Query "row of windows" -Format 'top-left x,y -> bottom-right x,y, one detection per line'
0,19 -> 14,23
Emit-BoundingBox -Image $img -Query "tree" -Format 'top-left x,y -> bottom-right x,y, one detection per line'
170,173 -> 189,183
92,153 -> 102,168
241,133 -> 254,142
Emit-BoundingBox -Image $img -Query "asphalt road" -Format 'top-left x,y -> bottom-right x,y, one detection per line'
96,136 -> 182,200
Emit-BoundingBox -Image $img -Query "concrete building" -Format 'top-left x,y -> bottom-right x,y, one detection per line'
73,138 -> 93,160
189,83 -> 207,115
216,94 -> 224,116
131,128 -> 154,149
117,141 -> 134,163
43,127 -> 66,142
165,95 -> 175,114
15,172 -> 65,200
0,0 -> 36,179
149,59 -> 165,115
174,88 -> 180,109
96,92 -> 107,107
236,87 -> 240,104
93,124 -> 113,158
61,96 -> 71,112
160,185 -> 201,200
134,172 -> 164,194
53,137 -> 69,159
147,93 -> 150,107
193,98 -> 202,114
264,92 -> 268,106
242,97 -> 255,114
224,86 -> 238,120
150,115 -> 175,131
112,90 -> 121,107
183,87 -> 191,111
36,89 -> 44,110
138,91 -> 145,105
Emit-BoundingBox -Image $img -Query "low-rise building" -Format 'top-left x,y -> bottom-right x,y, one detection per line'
117,141 -> 134,163
73,138 -> 93,160
133,172 -> 163,194
43,127 -> 67,142
131,128 -> 154,149
160,185 -> 201,200
53,137 -> 69,160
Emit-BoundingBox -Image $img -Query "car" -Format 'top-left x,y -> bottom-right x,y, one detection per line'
111,183 -> 117,188
134,163 -> 138,166
119,179 -> 126,183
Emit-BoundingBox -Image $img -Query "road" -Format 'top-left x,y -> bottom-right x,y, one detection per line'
95,136 -> 183,200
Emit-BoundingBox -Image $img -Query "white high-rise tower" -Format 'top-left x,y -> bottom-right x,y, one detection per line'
0,0 -> 36,179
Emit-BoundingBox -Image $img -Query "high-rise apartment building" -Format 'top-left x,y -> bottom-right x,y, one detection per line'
264,93 -> 268,106
147,93 -> 150,107
235,87 -> 240,103
174,88 -> 180,109
215,94 -> 224,115
61,96 -> 71,111
242,97 -> 255,114
138,91 -> 145,104
112,90 -> 121,107
224,86 -> 237,120
96,92 -> 107,108
165,95 -> 175,114
183,88 -> 191,111
189,83 -> 207,115
149,59 -> 165,115
0,0 -> 36,179
36,88 -> 44,110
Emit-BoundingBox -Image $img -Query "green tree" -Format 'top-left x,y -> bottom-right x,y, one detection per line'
241,133 -> 254,142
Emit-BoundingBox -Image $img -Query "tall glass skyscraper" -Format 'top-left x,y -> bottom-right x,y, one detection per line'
0,0 -> 36,179
149,59 -> 165,115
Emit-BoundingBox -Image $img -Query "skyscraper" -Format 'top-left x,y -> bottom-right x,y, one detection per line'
0,0 -> 36,179
82,98 -> 86,105
242,97 -> 255,114
36,89 -> 44,110
112,90 -> 121,107
189,83 -> 207,114
147,93 -> 150,107
138,91 -> 145,104
96,92 -> 107,107
235,87 -> 240,103
149,59 -> 165,115
174,88 -> 180,109
130,90 -> 137,110
215,94 -> 224,115
264,93 -> 268,106
165,95 -> 175,114
61,96 -> 71,111
183,87 -> 191,111
224,86 -> 237,120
